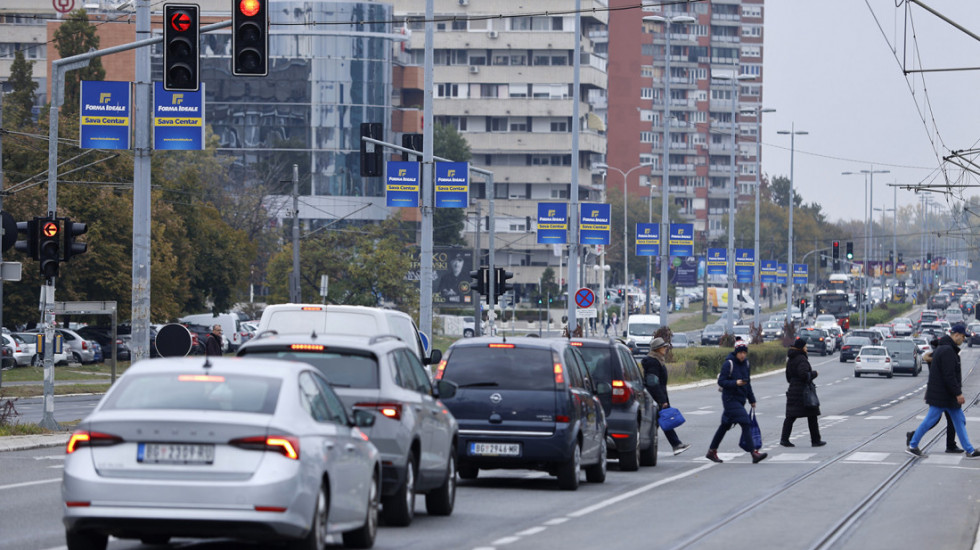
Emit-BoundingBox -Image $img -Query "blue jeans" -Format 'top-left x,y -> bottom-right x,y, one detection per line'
910,406 -> 975,453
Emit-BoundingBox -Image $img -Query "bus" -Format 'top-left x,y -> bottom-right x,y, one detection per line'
827,273 -> 852,292
814,290 -> 850,329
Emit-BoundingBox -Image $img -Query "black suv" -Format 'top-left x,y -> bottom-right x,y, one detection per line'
569,338 -> 659,471
437,337 -> 607,491
799,327 -> 833,355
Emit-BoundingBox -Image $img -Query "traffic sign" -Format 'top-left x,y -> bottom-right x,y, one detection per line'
575,287 -> 595,309
577,307 -> 597,318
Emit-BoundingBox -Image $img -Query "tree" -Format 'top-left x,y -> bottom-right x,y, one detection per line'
769,175 -> 803,209
53,9 -> 106,114
432,123 -> 471,247
6,50 -> 38,127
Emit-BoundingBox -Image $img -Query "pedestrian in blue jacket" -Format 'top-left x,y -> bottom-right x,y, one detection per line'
706,340 -> 768,464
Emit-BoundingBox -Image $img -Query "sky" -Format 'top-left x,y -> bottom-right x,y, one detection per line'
762,0 -> 980,224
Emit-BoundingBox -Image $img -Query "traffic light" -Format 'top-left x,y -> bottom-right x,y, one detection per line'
898,252 -> 903,264
360,122 -> 383,177
820,255 -> 827,268
495,267 -> 514,298
401,133 -> 422,161
846,241 -> 854,260
163,4 -> 200,91
799,298 -> 807,314
832,241 -> 839,260
62,218 -> 88,262
37,217 -> 60,279
233,0 -> 268,76
927,252 -> 932,267
14,218 -> 38,259
470,266 -> 488,296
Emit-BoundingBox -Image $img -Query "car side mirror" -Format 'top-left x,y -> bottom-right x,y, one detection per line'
425,348 -> 443,366
595,382 -> 612,395
433,379 -> 457,399
350,409 -> 375,428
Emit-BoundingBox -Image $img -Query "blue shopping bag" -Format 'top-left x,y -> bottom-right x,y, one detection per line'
659,406 -> 686,431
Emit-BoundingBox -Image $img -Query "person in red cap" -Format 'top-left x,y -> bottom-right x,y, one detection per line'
780,337 -> 826,447
706,339 -> 767,463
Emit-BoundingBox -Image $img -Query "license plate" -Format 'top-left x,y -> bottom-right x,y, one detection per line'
469,442 -> 521,457
138,443 -> 215,465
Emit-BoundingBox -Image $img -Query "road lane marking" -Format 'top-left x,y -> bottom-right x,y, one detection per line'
769,453 -> 816,462
491,536 -> 521,545
543,518 -> 569,526
0,477 -> 60,491
846,452 -> 890,462
515,527 -> 547,536
567,464 -> 714,518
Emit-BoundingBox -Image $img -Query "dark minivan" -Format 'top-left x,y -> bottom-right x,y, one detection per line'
570,338 -> 659,470
436,337 -> 607,490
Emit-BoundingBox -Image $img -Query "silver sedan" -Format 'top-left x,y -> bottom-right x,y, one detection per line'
62,357 -> 381,550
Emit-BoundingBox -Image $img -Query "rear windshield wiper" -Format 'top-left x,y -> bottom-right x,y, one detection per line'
328,382 -> 352,388
457,381 -> 499,388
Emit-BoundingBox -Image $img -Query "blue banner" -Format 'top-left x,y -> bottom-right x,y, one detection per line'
668,223 -> 694,257
537,203 -> 568,244
635,223 -> 659,257
386,161 -> 420,207
776,263 -> 788,285
793,263 -> 808,285
153,82 -> 205,150
761,260 -> 777,284
734,248 -> 755,283
580,203 -> 611,245
435,162 -> 469,208
675,256 -> 700,287
80,80 -> 131,150
707,248 -> 727,275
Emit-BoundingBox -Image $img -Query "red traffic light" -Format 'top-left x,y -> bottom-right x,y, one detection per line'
170,10 -> 192,32
239,0 -> 261,16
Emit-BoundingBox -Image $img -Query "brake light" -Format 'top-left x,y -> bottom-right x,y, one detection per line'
81,341 -> 88,350
569,341 -> 582,346
611,380 -> 632,404
842,346 -> 851,351
856,357 -> 861,362
355,402 -> 402,421
229,435 -> 300,460
289,344 -> 325,351
66,430 -> 123,454
556,415 -> 570,423
178,374 -> 226,383
300,306 -> 324,311
554,363 -> 565,384
885,357 -> 891,363
434,358 -> 447,380
489,343 -> 515,348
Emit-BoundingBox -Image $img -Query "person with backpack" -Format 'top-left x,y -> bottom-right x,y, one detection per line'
641,337 -> 691,455
706,340 -> 767,464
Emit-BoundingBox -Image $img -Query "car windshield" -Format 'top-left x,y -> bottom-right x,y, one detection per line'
861,348 -> 886,356
844,337 -> 870,346
443,346 -> 555,390
705,324 -> 723,334
101,372 -> 282,413
673,334 -> 688,343
241,350 -> 380,389
764,322 -> 780,329
816,315 -> 835,323
630,323 -> 660,337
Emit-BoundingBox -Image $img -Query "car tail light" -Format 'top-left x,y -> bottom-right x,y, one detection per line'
856,357 -> 861,363
569,341 -> 582,347
556,415 -> 570,423
489,343 -> 515,349
290,344 -> 325,351
553,363 -> 565,385
66,430 -> 123,454
355,402 -> 402,421
611,380 -> 632,404
81,340 -> 88,350
885,357 -> 891,363
229,435 -> 300,460
434,358 -> 447,380
300,306 -> 324,311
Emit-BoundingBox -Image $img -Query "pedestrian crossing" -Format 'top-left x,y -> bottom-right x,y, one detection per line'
682,449 -> 978,466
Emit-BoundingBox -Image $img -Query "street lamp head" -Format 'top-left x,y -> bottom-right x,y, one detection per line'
642,15 -> 696,24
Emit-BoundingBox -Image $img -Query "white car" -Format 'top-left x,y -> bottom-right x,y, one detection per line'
814,314 -> 837,330
854,345 -> 893,378
3,333 -> 34,367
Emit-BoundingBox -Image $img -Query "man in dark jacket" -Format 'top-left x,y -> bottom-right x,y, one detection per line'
641,337 -> 691,455
905,337 -> 961,453
706,340 -> 767,464
204,324 -> 223,357
907,324 -> 980,458
780,337 -> 826,447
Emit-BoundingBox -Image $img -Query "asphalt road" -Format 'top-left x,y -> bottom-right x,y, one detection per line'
2,343 -> 979,550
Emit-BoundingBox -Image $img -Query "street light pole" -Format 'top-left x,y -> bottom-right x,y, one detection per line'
713,67 -> 755,334
743,106 -> 775,322
645,14 -> 695,327
778,124 -> 808,325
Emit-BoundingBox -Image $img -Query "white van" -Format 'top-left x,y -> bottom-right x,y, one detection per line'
256,304 -> 441,364
178,313 -> 243,352
626,314 -> 662,355
706,287 -> 756,314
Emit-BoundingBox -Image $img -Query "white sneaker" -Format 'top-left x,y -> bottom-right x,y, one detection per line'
673,443 -> 691,456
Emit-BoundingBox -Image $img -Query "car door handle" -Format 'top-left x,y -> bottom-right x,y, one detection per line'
414,405 -> 423,413
345,444 -> 357,453
324,442 -> 335,451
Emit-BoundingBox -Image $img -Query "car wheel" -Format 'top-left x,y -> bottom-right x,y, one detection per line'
72,352 -> 82,364
287,482 -> 328,550
913,367 -> 920,377
854,372 -> 860,378
585,438 -> 607,483
640,420 -> 659,467
463,329 -> 474,338
382,451 -> 416,526
619,426 -> 640,472
557,442 -> 581,491
425,448 -> 456,516
886,372 -> 893,379
458,461 -> 478,480
343,470 -> 379,549
839,356 -> 846,363
65,530 -> 108,550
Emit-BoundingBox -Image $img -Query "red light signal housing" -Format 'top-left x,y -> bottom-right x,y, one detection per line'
239,0 -> 261,16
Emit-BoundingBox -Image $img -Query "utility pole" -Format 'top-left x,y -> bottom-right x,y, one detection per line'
291,164 -> 300,302
472,203 -> 481,335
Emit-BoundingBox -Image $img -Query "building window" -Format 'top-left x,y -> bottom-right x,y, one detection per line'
489,117 -> 508,132
742,5 -> 762,18
550,121 -> 568,132
641,87 -> 653,100
510,121 -> 528,132
436,84 -> 460,97
641,131 -> 653,143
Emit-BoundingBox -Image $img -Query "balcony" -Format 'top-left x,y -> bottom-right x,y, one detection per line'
438,64 -> 606,90
393,65 -> 423,91
436,97 -> 589,118
464,131 -> 606,155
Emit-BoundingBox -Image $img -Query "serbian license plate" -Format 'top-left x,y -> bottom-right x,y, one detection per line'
469,442 -> 521,457
138,443 -> 215,465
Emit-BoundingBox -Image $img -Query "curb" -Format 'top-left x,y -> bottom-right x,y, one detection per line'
0,433 -> 70,452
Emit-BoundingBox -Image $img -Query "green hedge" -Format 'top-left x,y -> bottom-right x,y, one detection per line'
663,341 -> 788,379
849,302 -> 913,327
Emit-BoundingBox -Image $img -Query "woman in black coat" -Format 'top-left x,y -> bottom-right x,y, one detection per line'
780,337 -> 826,447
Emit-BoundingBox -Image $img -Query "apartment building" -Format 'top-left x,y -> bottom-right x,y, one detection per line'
606,0 -> 764,241
390,0 -> 610,290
